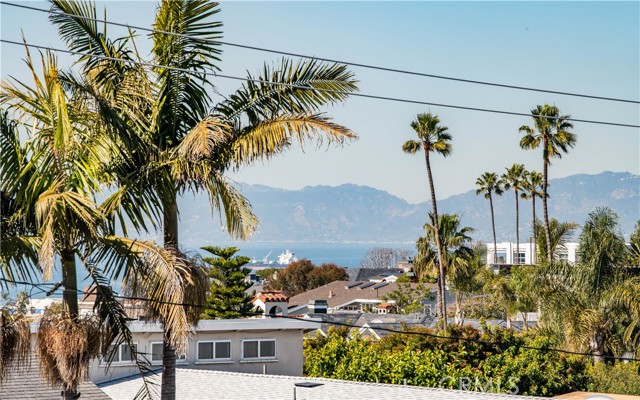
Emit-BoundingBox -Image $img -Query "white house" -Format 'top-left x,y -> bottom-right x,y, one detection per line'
87,318 -> 317,384
486,242 -> 580,265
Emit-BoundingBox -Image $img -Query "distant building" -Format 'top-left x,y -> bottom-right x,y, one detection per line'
486,242 -> 580,266
287,280 -> 438,315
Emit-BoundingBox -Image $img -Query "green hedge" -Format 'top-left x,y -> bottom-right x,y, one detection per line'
304,326 -> 638,396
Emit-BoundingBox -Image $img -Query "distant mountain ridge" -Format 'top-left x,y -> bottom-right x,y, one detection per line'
178,171 -> 639,246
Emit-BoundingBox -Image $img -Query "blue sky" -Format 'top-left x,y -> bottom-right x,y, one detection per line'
1,1 -> 638,204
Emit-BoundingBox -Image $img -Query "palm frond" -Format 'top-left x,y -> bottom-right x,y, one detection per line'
229,113 -> 354,166
216,58 -> 358,124
84,264 -> 158,400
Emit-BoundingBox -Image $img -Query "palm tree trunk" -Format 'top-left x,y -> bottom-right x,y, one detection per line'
454,291 -> 464,326
542,155 -> 552,262
162,195 -> 179,400
424,149 -> 447,330
531,196 -> 536,265
515,191 -> 520,265
162,329 -> 177,398
505,311 -> 512,329
590,329 -> 605,363
61,249 -> 79,319
61,248 -> 79,400
489,191 -> 498,265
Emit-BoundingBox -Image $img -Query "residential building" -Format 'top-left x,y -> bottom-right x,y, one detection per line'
87,318 -> 317,384
486,242 -> 580,265
287,280 -> 438,315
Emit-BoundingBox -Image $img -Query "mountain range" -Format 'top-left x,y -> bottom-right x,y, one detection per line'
177,171 -> 639,246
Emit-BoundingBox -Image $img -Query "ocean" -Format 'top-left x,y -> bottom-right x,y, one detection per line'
1,243 -> 416,299
227,242 -> 415,268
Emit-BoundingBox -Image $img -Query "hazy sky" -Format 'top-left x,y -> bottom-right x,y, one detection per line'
2,1 -> 638,204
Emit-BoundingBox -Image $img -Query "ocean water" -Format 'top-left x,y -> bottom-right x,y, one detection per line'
221,242 -> 416,268
1,243 -> 416,298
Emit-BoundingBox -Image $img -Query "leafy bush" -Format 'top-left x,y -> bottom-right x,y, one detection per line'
588,362 -> 640,395
304,325 -> 609,396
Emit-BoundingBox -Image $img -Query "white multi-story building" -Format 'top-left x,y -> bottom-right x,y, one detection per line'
486,242 -> 580,265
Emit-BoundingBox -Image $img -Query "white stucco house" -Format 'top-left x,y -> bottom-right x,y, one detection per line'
87,317 -> 317,384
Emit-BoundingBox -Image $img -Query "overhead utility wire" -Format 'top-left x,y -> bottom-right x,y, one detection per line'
2,276 -> 639,363
2,39 -> 639,129
3,0 -> 638,105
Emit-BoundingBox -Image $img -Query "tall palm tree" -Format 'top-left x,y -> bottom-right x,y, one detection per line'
423,213 -> 474,326
502,164 -> 528,265
519,104 -> 577,262
475,172 -> 503,265
49,1 -> 358,397
402,112 -> 452,328
0,50 -> 184,399
523,170 -> 543,264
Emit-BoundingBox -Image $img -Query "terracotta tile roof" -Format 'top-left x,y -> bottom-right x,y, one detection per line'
253,290 -> 289,303
377,302 -> 395,309
288,281 -> 436,311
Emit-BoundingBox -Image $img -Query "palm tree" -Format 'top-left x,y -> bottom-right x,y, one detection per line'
502,164 -> 528,265
423,213 -> 475,326
627,221 -> 640,267
49,1 -> 358,397
483,271 -> 517,329
413,236 -> 437,283
533,218 -> 578,262
519,104 -> 577,262
402,112 -> 452,328
0,50 -> 181,399
536,208 -> 640,361
475,172 -> 503,265
523,170 -> 543,264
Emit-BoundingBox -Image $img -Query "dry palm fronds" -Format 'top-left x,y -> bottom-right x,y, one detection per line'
0,313 -> 31,383
36,312 -> 101,391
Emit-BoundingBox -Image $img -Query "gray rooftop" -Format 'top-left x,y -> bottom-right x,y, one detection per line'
0,355 -> 110,400
98,368 -> 554,400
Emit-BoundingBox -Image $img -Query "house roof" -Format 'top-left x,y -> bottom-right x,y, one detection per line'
350,268 -> 404,282
0,355 -> 110,400
252,290 -> 288,303
288,281 -> 435,311
98,368 -> 551,400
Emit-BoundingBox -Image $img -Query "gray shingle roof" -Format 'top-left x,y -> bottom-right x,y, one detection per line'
288,280 -> 436,312
0,355 -> 110,400
98,368 -> 552,400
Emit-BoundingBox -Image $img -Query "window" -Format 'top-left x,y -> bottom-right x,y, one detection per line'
557,252 -> 569,262
495,251 -> 507,264
197,341 -> 231,361
515,252 -> 526,264
151,342 -> 186,364
242,339 -> 276,360
105,343 -> 138,363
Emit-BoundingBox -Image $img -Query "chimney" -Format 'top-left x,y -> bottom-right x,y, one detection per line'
328,290 -> 335,298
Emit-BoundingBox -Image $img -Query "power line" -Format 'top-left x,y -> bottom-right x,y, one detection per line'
2,276 -> 639,362
2,0 -> 638,105
2,38 -> 639,129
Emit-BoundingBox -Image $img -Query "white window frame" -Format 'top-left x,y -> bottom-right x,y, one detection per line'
102,342 -> 138,365
150,342 -> 187,365
196,340 -> 232,362
241,338 -> 276,361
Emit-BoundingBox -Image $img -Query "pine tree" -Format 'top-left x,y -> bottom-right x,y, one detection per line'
201,246 -> 256,319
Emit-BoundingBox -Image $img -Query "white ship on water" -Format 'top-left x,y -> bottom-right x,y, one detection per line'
247,249 -> 298,267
